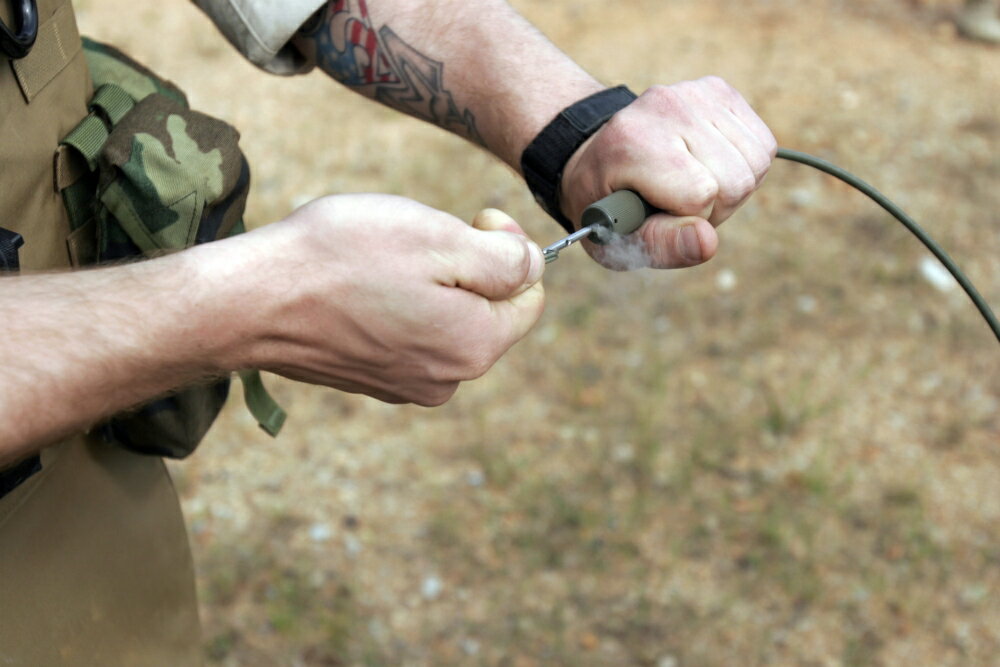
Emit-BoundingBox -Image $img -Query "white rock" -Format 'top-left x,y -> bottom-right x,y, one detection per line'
789,187 -> 818,209
465,469 -> 485,487
421,576 -> 443,601
309,522 -> 333,543
612,443 -> 635,463
344,534 -> 362,557
716,268 -> 737,292
839,88 -> 861,110
211,505 -> 234,520
919,256 -> 956,292
797,295 -> 818,314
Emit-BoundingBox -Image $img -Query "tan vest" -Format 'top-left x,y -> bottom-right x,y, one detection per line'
0,1 -> 202,663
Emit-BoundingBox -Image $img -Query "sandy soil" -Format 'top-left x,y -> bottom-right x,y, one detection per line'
74,0 -> 999,665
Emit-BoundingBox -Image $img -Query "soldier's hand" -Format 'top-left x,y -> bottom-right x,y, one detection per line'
559,77 -> 777,270
230,195 -> 545,406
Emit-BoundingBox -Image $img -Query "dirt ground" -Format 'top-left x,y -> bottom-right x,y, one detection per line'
75,0 -> 998,665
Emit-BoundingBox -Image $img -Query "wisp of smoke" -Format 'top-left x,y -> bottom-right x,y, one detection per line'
593,227 -> 651,272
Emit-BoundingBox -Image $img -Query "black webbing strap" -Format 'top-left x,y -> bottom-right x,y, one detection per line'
521,85 -> 638,233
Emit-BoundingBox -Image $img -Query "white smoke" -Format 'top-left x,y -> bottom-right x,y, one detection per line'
592,228 -> 651,272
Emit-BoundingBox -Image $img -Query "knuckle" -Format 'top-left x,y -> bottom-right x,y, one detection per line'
416,383 -> 459,407
436,337 -> 499,382
700,75 -> 734,97
593,114 -> 646,168
425,320 -> 503,383
464,346 -> 498,379
644,83 -> 675,102
642,84 -> 691,119
488,270 -> 522,300
720,173 -> 757,205
750,152 -> 772,181
765,135 -> 779,160
599,110 -> 641,146
701,74 -> 727,88
683,177 -> 719,211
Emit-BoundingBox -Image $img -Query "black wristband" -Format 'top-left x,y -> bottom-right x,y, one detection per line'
521,85 -> 638,233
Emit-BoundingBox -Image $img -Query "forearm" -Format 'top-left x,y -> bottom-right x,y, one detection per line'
0,242 -> 252,465
292,0 -> 604,170
0,195 -> 548,464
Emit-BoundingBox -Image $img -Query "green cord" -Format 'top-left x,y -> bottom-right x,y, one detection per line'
775,147 -> 1000,345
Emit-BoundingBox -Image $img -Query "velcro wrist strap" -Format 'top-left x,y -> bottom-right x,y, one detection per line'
521,85 -> 638,233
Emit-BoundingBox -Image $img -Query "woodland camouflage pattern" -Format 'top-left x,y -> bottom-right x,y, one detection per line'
60,38 -> 257,457
68,38 -> 250,262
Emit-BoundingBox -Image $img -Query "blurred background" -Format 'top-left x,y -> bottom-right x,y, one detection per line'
76,0 -> 998,664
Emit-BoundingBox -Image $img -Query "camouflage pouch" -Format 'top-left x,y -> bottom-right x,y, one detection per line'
57,38 -> 285,458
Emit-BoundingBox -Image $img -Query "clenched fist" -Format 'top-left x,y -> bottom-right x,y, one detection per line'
560,77 -> 777,270
225,195 -> 545,406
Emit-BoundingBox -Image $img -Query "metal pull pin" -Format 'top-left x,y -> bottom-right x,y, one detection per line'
542,225 -> 599,264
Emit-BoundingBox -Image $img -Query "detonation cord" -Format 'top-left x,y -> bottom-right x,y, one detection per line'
774,147 -> 1000,345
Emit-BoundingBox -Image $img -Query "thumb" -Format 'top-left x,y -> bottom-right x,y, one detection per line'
448,210 -> 545,300
637,215 -> 719,270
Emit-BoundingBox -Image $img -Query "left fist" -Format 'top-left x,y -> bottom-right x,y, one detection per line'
559,76 -> 777,270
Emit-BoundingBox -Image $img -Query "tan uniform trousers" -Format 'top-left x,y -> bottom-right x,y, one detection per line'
0,0 -> 202,663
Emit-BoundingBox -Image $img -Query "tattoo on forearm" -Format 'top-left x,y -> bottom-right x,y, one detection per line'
300,0 -> 483,144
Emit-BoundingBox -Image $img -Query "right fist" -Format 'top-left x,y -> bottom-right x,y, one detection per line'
228,195 -> 545,406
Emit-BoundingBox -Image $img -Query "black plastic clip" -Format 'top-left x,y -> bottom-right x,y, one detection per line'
0,226 -> 24,272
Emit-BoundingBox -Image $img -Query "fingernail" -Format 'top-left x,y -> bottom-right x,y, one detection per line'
524,240 -> 544,286
679,224 -> 703,263
511,239 -> 544,297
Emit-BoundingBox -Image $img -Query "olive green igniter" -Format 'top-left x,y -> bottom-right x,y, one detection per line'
542,190 -> 657,263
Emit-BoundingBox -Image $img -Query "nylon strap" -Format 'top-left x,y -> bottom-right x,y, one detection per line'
89,83 -> 134,126
238,370 -> 287,437
521,85 -> 638,233
60,113 -> 108,171
59,84 -> 134,171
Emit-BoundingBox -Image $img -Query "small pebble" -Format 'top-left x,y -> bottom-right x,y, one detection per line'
537,324 -> 558,344
211,505 -> 234,520
344,534 -> 362,557
716,269 -> 737,292
309,522 -> 333,543
789,187 -> 818,209
959,584 -> 988,607
839,88 -> 860,110
919,256 -> 956,292
465,469 -> 485,487
421,576 -> 443,601
612,443 -> 635,463
797,295 -> 817,314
